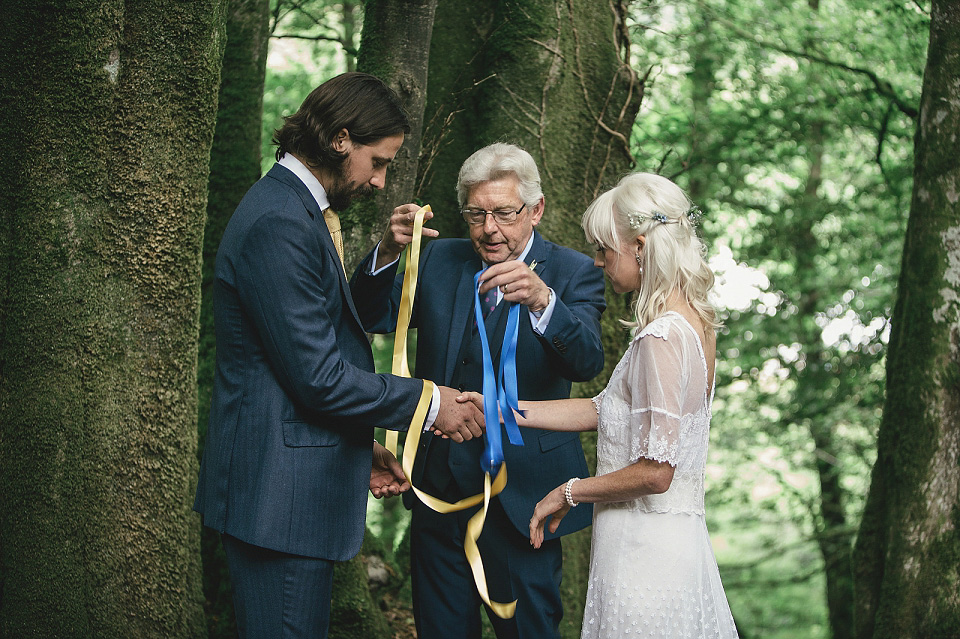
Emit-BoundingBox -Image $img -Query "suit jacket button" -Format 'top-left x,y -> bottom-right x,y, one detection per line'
458,384 -> 464,391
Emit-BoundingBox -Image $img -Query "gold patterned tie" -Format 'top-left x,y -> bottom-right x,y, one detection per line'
323,208 -> 346,274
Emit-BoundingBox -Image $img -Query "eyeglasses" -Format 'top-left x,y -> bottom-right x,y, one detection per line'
460,203 -> 526,226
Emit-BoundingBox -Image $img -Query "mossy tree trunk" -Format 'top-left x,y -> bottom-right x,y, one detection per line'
197,1 -> 272,637
852,1 -> 960,637
417,2 -> 643,635
0,1 -> 225,637
344,0 -> 439,273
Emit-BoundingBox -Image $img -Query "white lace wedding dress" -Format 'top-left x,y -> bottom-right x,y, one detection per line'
582,312 -> 738,638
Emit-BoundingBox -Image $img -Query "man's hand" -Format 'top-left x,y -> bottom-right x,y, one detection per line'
375,203 -> 439,271
432,385 -> 485,443
370,441 -> 410,498
478,261 -> 551,313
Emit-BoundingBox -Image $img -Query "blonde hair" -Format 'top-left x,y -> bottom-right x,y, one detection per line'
581,172 -> 720,332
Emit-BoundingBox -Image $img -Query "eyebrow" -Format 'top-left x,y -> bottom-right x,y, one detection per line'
464,202 -> 524,210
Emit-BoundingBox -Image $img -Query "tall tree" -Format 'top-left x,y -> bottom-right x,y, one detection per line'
197,1 -> 272,637
350,0 -> 439,267
853,0 -> 960,636
0,1 -> 225,636
315,1 -> 443,636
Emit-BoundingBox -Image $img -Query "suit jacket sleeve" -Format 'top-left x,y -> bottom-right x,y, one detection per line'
350,243 -> 418,334
535,253 -> 606,382
234,202 -> 422,431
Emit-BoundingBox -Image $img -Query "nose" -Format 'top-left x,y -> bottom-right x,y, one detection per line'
482,213 -> 499,235
594,255 -> 604,268
371,168 -> 387,190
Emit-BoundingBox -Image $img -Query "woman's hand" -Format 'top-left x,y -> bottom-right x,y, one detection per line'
529,484 -> 571,549
456,391 -> 485,414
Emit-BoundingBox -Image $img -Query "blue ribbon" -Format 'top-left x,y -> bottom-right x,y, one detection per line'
473,270 -> 525,474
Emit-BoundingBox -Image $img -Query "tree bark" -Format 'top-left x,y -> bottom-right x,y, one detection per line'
345,0 -> 439,270
197,1 -> 272,637
0,1 -> 225,636
853,1 -> 960,636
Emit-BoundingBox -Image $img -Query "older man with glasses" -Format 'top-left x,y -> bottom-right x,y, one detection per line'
351,142 -> 606,639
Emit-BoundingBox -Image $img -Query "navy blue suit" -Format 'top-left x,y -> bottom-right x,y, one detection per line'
351,232 -> 605,638
194,164 -> 425,635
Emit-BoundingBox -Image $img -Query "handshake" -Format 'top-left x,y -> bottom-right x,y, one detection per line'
429,387 -> 489,441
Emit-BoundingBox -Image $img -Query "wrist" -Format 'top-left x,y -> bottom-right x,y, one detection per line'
565,477 -> 580,507
531,288 -> 551,314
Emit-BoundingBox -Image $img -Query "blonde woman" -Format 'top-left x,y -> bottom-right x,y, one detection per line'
463,172 -> 738,638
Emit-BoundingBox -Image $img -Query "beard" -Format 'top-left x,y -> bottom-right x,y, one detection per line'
326,159 -> 375,211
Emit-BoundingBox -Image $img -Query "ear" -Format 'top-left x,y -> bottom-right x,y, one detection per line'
529,197 -> 545,227
636,235 -> 646,251
332,128 -> 351,153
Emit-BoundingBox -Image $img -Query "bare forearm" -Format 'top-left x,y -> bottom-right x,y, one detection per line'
568,458 -> 675,504
514,398 -> 597,431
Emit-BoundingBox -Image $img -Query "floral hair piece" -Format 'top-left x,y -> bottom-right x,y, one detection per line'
627,206 -> 702,230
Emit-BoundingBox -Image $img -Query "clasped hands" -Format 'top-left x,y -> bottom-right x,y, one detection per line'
434,391 -> 568,550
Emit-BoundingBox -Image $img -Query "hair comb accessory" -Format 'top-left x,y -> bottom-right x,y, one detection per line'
685,205 -> 703,226
627,210 -> 673,229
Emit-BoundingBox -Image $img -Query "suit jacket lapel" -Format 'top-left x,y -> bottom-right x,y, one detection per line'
443,257 -> 482,381
267,164 -> 364,327
527,230 -> 549,277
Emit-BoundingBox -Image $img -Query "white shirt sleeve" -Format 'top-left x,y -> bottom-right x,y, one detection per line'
368,242 -> 400,275
422,383 -> 441,431
528,287 -> 556,334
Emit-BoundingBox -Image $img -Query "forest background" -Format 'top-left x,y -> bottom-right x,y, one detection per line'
0,0 -> 956,638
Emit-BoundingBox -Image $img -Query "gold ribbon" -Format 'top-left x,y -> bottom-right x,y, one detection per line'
387,205 -> 517,619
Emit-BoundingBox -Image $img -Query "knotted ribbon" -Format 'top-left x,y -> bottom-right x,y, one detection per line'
472,269 -> 525,473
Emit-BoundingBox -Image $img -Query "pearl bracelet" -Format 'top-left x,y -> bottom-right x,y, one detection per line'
565,477 -> 580,507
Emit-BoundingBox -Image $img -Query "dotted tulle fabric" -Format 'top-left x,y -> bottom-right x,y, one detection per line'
583,313 -> 738,639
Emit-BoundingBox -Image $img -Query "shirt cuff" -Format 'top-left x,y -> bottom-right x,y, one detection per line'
368,242 -> 400,275
422,382 -> 441,432
529,287 -> 556,335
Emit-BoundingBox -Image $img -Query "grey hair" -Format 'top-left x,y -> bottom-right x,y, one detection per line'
456,143 -> 544,208
581,172 -> 720,332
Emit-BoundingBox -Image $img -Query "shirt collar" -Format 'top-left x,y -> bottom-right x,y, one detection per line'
278,153 -> 331,210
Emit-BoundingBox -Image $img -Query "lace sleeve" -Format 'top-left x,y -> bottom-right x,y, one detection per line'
592,389 -> 606,413
624,327 -> 687,466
